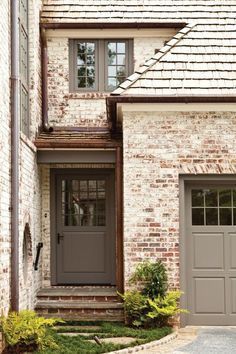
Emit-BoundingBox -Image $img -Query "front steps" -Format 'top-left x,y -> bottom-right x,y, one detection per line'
35,287 -> 124,321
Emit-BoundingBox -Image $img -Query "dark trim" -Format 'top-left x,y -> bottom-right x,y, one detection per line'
10,0 -> 20,312
106,95 -> 236,132
40,22 -> 185,30
37,150 -> 116,164
50,170 -> 57,285
35,139 -> 122,149
116,147 -> 124,293
40,28 -> 53,132
50,127 -> 110,132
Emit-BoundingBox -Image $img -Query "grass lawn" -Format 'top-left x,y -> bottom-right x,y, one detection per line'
37,322 -> 172,354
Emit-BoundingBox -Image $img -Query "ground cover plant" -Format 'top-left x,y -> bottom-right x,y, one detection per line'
36,321 -> 172,354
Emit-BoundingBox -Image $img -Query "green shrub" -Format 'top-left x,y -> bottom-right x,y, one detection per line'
129,260 -> 168,299
0,310 -> 62,351
120,261 -> 188,328
118,290 -> 148,327
147,290 -> 188,327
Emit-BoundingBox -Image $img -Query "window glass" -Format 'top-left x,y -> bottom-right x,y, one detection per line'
107,41 -> 127,90
206,208 -> 218,225
72,39 -> 132,92
192,208 -> 204,225
77,42 -> 96,89
219,190 -> 232,207
205,189 -> 217,207
220,208 -> 232,225
191,188 -> 236,226
62,179 -> 106,227
192,190 -> 204,207
19,0 -> 29,136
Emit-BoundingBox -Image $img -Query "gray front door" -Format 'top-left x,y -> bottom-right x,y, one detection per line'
185,185 -> 236,325
55,170 -> 115,285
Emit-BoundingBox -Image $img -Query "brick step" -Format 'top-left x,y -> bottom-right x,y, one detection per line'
35,287 -> 124,321
36,287 -> 119,302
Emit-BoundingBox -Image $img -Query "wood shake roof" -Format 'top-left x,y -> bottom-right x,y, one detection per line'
41,1 -> 236,95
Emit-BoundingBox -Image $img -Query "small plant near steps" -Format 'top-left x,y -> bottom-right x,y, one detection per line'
0,310 -> 63,353
119,260 -> 188,328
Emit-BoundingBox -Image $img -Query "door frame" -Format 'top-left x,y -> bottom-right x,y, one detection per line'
50,166 -> 122,288
179,174 -> 236,327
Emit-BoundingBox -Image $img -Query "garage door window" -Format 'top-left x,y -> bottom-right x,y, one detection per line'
192,188 -> 236,226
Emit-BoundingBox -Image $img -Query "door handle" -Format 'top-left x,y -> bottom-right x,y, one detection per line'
57,233 -> 64,244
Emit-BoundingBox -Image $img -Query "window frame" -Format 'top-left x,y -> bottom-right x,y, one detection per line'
69,38 -> 133,92
19,0 -> 29,137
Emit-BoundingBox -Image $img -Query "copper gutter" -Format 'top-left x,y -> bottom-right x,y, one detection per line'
10,0 -> 19,311
40,22 -> 185,30
40,28 -> 53,132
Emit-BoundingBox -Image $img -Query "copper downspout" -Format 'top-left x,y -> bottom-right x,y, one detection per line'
10,0 -> 19,311
41,28 -> 53,132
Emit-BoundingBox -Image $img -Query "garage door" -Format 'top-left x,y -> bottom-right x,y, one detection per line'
185,185 -> 236,325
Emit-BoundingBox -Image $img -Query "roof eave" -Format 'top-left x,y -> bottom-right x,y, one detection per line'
40,22 -> 186,29
107,95 -> 236,133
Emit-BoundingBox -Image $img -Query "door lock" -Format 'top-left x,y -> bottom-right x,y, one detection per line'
57,233 -> 64,244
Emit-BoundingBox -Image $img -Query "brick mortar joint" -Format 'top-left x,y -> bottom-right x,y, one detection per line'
108,331 -> 178,354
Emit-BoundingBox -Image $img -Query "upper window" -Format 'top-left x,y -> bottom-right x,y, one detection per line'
19,0 -> 29,136
69,39 -> 133,92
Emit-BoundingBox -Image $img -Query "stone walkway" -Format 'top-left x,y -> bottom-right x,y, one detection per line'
143,327 -> 236,354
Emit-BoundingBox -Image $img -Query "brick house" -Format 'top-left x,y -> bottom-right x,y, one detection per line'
1,0 -> 236,327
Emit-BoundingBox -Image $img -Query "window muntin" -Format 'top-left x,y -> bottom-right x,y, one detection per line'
192,188 -> 236,226
70,39 -> 133,92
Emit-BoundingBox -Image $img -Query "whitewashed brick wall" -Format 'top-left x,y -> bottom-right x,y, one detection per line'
0,0 -> 43,313
123,110 -> 236,289
0,0 -> 11,316
47,36 -> 167,127
18,0 -> 43,310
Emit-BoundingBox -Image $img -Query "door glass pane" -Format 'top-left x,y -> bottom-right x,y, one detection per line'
205,189 -> 218,207
233,208 -> 236,225
61,178 -> 106,227
220,208 -> 232,225
192,208 -> 204,225
219,189 -> 232,207
206,208 -> 218,225
233,190 -> 236,207
192,190 -> 204,207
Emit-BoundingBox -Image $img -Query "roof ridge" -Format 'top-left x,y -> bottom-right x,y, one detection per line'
111,22 -> 196,96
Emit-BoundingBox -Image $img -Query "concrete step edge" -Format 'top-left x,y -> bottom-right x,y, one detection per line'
35,302 -> 124,309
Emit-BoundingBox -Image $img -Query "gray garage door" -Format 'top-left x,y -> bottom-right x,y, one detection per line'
185,185 -> 236,325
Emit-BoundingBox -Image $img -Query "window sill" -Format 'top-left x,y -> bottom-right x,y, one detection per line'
67,92 -> 111,99
20,132 -> 37,153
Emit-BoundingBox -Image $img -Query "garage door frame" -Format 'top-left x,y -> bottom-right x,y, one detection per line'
179,174 -> 236,327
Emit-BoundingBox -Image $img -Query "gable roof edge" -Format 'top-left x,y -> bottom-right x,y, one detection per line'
111,22 -> 196,96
